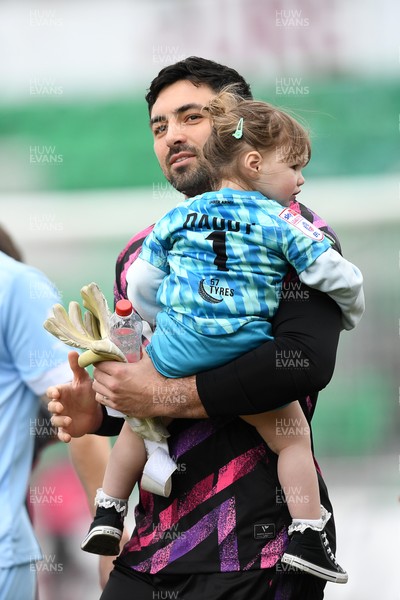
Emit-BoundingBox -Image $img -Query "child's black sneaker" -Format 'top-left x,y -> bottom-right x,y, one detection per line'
281,526 -> 348,584
81,506 -> 124,556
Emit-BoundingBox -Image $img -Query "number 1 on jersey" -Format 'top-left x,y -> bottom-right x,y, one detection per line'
206,231 -> 229,272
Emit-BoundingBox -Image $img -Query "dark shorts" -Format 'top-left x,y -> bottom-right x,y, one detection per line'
100,564 -> 326,600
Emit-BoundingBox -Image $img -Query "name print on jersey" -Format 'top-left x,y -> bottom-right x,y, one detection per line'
182,211 -> 253,235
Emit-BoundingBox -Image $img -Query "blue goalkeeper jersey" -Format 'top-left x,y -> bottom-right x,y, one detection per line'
114,202 -> 340,582
140,188 -> 331,339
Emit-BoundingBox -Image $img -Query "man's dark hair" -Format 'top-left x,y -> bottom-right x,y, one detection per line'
0,224 -> 23,262
145,56 -> 253,114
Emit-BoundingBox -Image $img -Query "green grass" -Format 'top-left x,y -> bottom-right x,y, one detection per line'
312,372 -> 394,456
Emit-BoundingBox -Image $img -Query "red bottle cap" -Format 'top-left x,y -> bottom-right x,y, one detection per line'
115,299 -> 133,317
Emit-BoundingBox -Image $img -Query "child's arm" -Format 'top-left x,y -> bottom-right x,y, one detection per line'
126,257 -> 165,326
275,209 -> 364,331
125,211 -> 174,326
298,247 -> 364,330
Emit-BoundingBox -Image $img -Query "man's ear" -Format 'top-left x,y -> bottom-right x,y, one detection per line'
243,151 -> 263,179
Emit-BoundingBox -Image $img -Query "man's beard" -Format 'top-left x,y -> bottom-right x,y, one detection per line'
166,145 -> 214,197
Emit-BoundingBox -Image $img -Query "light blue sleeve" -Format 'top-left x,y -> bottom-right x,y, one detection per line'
139,208 -> 181,272
5,266 -> 71,394
140,230 -> 169,272
273,207 -> 332,273
270,207 -> 365,330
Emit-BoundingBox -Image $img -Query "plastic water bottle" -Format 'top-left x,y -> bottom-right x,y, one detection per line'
109,299 -> 142,363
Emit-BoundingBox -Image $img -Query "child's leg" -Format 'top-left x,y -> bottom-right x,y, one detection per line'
102,420 -> 147,500
242,405 -> 348,583
242,402 -> 320,520
81,421 -> 147,555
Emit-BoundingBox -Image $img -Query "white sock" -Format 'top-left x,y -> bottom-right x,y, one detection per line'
95,488 -> 129,516
292,517 -> 323,530
288,505 -> 331,535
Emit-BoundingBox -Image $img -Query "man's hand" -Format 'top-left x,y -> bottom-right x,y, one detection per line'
47,351 -> 103,442
93,350 -> 207,419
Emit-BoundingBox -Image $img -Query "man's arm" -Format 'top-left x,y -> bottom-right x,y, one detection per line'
92,351 -> 204,419
49,283 -> 341,428
197,284 -> 341,416
92,283 -> 341,419
51,204 -> 342,430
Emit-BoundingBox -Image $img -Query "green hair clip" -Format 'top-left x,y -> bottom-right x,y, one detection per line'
232,117 -> 244,139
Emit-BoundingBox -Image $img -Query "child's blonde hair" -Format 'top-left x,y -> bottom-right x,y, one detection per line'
203,86 -> 311,186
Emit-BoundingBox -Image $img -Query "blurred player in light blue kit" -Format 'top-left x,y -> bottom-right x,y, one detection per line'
0,230 -> 71,600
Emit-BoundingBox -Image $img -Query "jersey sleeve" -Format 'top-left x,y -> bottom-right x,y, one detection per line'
126,257 -> 165,325
139,210 -> 178,273
295,201 -> 342,254
274,207 -> 332,274
114,224 -> 155,305
5,267 -> 71,395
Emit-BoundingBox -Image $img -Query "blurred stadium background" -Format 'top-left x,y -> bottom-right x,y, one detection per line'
0,0 -> 398,598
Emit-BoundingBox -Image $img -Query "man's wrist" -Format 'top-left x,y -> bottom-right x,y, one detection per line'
153,375 -> 207,418
92,405 -> 117,435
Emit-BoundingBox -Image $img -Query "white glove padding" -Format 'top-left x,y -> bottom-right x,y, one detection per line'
44,282 -> 126,368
